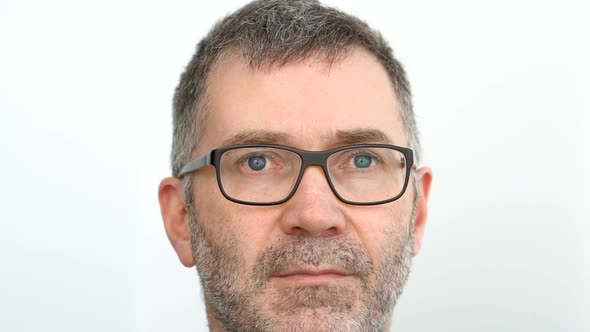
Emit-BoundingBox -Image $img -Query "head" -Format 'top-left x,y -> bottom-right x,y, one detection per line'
159,1 -> 432,331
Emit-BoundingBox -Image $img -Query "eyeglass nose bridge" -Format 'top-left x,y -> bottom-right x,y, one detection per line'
288,150 -> 341,202
299,149 -> 331,167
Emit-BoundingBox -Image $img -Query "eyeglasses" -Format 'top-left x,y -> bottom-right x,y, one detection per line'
178,144 -> 414,206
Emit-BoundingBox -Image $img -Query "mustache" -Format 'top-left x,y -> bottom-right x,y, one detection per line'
253,236 -> 373,283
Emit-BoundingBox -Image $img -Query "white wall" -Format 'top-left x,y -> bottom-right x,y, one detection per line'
1,0 -> 588,331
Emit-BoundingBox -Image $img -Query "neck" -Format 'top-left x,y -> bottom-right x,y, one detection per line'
204,301 -> 227,332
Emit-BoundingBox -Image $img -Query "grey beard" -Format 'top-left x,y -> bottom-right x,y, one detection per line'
185,197 -> 415,332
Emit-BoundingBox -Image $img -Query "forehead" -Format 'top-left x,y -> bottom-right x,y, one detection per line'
198,48 -> 405,153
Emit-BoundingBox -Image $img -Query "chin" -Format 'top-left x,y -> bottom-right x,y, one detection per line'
256,285 -> 389,332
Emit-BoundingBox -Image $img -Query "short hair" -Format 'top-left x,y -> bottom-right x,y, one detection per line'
171,0 -> 420,177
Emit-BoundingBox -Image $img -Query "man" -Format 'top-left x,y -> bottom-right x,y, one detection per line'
158,0 -> 432,331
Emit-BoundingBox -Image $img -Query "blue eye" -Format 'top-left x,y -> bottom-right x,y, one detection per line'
353,155 -> 372,168
247,156 -> 267,171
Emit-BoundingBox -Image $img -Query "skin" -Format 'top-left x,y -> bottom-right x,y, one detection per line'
159,48 -> 433,331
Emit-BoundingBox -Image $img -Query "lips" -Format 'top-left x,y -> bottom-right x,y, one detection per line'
272,268 -> 351,285
276,269 -> 348,278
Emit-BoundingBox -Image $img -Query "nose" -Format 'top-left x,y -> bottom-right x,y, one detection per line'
278,165 -> 347,237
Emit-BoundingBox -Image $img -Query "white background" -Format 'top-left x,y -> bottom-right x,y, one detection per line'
1,0 -> 588,331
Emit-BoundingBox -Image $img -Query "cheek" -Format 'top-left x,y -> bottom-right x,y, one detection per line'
348,202 -> 413,263
194,179 -> 280,272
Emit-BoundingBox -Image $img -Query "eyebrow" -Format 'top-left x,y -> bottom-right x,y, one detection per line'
221,130 -> 296,146
330,128 -> 394,145
220,128 -> 394,148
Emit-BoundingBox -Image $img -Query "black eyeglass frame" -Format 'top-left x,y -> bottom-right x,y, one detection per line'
178,143 -> 415,206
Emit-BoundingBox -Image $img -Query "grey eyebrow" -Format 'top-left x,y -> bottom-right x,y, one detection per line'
221,130 -> 296,146
330,128 -> 394,145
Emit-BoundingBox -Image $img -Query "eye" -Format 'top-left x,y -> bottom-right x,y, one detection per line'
353,155 -> 373,168
247,155 -> 267,171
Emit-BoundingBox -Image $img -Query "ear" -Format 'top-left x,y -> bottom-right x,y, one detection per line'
158,177 -> 195,267
412,167 -> 433,256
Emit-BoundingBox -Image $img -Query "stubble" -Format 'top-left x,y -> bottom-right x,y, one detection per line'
186,200 -> 415,332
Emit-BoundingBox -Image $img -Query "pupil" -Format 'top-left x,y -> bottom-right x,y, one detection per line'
354,155 -> 371,168
248,156 -> 266,171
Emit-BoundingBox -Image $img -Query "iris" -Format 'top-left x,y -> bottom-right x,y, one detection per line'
248,156 -> 267,171
354,155 -> 372,168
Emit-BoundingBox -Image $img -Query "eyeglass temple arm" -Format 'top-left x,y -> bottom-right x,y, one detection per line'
178,152 -> 213,177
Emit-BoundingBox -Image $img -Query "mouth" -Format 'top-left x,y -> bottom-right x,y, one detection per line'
272,268 -> 351,286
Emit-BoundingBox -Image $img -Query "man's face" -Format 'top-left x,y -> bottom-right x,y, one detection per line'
161,48 -> 432,331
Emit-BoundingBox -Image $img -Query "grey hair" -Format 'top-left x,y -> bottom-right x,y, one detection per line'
171,0 -> 421,178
